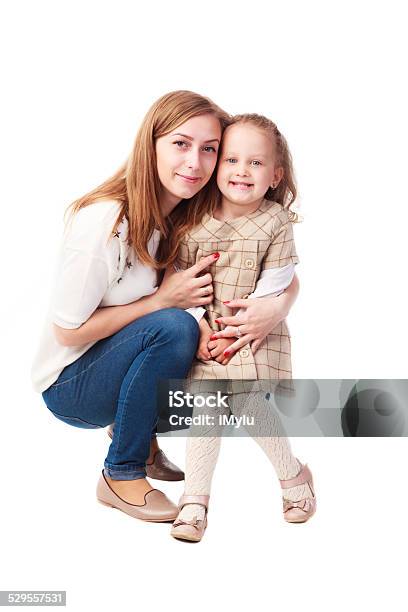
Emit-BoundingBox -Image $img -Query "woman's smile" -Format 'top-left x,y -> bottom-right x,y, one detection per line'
176,173 -> 202,183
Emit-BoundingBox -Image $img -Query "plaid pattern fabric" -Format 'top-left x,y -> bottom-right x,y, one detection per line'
178,200 -> 299,383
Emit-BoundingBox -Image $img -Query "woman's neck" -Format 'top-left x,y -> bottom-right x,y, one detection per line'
159,188 -> 182,218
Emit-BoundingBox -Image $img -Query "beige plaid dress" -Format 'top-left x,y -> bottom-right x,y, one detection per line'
178,199 -> 299,387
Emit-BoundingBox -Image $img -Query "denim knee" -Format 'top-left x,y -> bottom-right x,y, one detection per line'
157,308 -> 199,353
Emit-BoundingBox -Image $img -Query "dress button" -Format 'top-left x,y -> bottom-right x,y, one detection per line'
239,349 -> 249,358
245,258 -> 255,269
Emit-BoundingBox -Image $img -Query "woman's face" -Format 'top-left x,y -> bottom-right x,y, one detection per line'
155,114 -> 221,212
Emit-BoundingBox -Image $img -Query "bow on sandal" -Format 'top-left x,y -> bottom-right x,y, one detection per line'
279,460 -> 316,523
170,495 -> 210,543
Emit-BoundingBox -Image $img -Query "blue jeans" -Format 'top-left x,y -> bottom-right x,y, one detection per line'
42,308 -> 199,480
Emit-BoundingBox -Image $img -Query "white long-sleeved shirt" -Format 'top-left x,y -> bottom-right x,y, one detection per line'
31,200 -> 161,392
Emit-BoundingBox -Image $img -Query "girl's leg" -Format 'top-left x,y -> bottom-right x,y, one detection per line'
229,391 -> 313,502
43,308 -> 199,500
177,389 -> 228,522
178,436 -> 222,521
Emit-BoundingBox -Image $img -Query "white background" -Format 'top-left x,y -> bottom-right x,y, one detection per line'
1,1 -> 407,610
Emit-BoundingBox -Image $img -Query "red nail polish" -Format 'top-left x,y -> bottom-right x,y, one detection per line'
215,319 -> 221,324
224,350 -> 231,356
210,335 -> 218,340
223,301 -> 230,304
213,252 -> 220,259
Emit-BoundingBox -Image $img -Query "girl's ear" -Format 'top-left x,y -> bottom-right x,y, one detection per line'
271,166 -> 284,188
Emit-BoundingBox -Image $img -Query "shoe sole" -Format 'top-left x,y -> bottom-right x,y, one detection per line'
97,498 -> 177,523
170,530 -> 205,542
284,512 -> 316,524
148,474 -> 184,482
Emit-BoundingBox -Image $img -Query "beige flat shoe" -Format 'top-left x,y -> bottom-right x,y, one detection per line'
107,424 -> 184,481
170,495 -> 209,542
96,470 -> 178,522
279,460 -> 316,523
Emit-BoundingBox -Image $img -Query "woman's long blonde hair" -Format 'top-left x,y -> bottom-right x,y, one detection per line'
67,90 -> 230,268
218,113 -> 301,222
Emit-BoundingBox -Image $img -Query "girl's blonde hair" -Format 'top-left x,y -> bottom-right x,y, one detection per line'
224,113 -> 300,222
67,90 -> 230,268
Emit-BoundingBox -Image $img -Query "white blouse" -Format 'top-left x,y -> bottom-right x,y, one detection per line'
31,200 -> 160,393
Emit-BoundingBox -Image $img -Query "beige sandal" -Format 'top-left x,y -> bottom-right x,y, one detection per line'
170,495 -> 210,542
279,460 -> 316,523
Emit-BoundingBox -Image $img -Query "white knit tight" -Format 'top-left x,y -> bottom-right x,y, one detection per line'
178,391 -> 313,522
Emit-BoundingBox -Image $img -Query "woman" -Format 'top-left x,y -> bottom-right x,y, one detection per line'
31,90 -> 300,523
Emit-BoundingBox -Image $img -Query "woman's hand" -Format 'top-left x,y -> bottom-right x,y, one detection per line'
210,273 -> 300,358
155,253 -> 219,310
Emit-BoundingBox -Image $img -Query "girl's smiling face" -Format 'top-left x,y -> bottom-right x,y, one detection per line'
216,123 -> 283,209
155,114 -> 221,213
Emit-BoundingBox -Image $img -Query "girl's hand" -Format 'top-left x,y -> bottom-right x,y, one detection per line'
156,253 -> 218,310
196,318 -> 214,362
210,274 -> 299,358
207,336 -> 236,365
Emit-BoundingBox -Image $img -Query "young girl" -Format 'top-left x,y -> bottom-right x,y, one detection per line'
171,114 -> 316,542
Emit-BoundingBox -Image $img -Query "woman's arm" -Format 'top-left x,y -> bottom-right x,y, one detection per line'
54,292 -> 165,347
209,272 -> 300,356
54,253 -> 218,347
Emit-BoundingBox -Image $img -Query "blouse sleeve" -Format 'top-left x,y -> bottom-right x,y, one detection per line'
50,203 -> 121,329
51,247 -> 109,329
186,306 -> 206,323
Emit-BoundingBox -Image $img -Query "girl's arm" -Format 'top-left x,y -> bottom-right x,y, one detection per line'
195,316 -> 213,361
